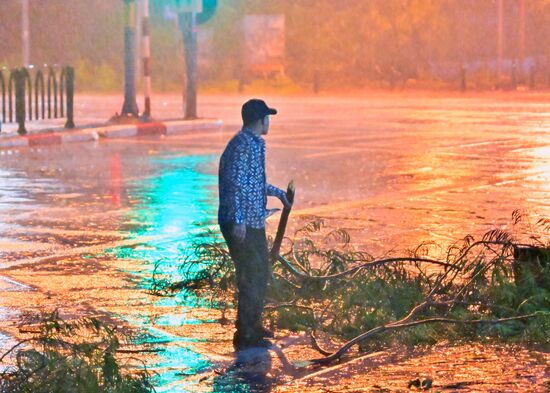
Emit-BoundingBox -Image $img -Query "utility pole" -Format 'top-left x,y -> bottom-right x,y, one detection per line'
518,0 -> 525,83
179,11 -> 198,119
175,0 -> 218,119
176,0 -> 202,119
135,0 -> 143,90
142,0 -> 152,118
120,0 -> 139,117
22,0 -> 30,67
497,0 -> 504,87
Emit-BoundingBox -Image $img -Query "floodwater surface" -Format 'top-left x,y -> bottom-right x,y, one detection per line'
0,93 -> 549,391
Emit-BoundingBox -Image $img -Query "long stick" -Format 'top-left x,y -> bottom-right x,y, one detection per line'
270,181 -> 295,263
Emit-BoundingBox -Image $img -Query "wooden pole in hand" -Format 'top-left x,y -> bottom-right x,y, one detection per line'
270,181 -> 295,264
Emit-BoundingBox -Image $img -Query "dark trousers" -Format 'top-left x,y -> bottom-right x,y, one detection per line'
220,223 -> 269,348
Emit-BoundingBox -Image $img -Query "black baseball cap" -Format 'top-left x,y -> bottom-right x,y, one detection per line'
241,99 -> 277,124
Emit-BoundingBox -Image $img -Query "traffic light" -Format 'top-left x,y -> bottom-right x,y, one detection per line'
197,0 -> 217,25
174,0 -> 202,13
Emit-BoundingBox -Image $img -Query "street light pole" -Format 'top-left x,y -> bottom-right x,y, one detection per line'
518,0 -> 525,83
142,0 -> 152,118
179,11 -> 198,119
121,0 -> 139,117
22,0 -> 30,67
497,0 -> 503,87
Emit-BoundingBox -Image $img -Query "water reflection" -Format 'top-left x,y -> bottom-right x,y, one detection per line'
0,168 -> 65,264
106,153 -> 221,392
2,96 -> 548,391
109,153 -> 123,206
522,145 -> 550,203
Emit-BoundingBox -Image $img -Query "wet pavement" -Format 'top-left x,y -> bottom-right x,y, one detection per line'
0,93 -> 549,391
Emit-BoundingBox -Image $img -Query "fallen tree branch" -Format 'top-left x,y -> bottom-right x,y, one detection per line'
116,348 -> 165,354
271,272 -> 302,290
0,339 -> 33,363
264,302 -> 315,313
308,331 -> 332,356
277,255 -> 456,281
304,311 -> 547,366
276,239 -> 518,284
301,300 -> 431,366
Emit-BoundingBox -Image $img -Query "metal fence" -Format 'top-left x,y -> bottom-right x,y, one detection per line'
0,66 -> 74,135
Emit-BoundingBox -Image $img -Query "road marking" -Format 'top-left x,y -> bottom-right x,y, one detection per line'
0,275 -> 34,291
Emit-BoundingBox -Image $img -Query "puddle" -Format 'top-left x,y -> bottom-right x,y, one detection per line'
1,95 -> 549,392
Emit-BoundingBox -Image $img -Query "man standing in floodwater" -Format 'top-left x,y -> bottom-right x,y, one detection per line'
218,99 -> 291,350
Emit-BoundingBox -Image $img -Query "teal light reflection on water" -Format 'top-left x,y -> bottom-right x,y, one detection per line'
110,154 -> 220,282
107,154 -> 221,392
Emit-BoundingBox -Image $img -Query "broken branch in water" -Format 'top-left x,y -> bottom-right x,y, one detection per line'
308,331 -> 333,356
305,310 -> 547,366
163,208 -> 549,373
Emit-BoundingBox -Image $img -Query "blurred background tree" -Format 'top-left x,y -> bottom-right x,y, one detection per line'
1,0 -> 549,92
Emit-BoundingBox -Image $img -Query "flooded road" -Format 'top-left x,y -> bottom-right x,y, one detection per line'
0,93 -> 549,391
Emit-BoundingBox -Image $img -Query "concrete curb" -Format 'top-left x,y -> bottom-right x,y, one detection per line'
0,118 -> 222,151
97,125 -> 138,139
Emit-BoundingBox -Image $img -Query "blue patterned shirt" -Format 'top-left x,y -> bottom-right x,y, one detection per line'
218,127 -> 286,229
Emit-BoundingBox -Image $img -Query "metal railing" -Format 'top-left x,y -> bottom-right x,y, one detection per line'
0,66 -> 74,135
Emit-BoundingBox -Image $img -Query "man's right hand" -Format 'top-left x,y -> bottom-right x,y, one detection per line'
232,223 -> 246,243
281,194 -> 293,209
